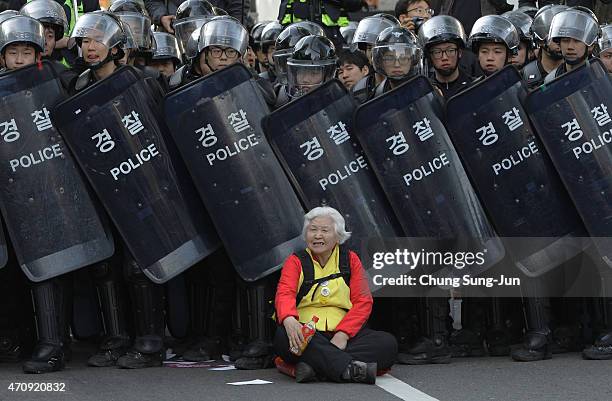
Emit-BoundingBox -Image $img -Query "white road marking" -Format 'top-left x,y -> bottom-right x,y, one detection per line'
376,374 -> 440,401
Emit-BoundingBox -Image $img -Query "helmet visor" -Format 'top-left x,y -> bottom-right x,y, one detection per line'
117,13 -> 152,51
373,44 -> 422,79
174,17 -> 208,55
549,10 -> 599,46
272,48 -> 291,84
286,59 -> 336,98
71,13 -> 124,49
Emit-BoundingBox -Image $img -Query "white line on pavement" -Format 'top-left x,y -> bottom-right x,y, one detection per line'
376,374 -> 440,401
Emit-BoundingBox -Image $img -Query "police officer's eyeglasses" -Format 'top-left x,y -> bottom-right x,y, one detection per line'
208,47 -> 238,59
429,48 -> 458,59
406,7 -> 434,16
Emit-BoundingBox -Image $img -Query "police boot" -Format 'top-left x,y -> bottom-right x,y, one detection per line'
512,297 -> 553,362
447,298 -> 485,357
88,260 -> 131,367
0,262 -> 35,362
235,282 -> 274,370
23,279 -> 68,374
397,298 -> 451,364
0,330 -> 20,362
485,298 -> 512,356
341,361 -> 377,385
228,284 -> 250,361
117,259 -> 165,369
583,298 -> 612,360
183,283 -> 224,361
549,298 -> 582,353
449,329 -> 485,357
185,252 -> 235,362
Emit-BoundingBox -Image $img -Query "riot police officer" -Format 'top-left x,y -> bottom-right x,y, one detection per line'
0,16 -> 64,374
19,0 -> 69,61
250,20 -> 271,73
598,24 -> 612,73
371,26 -> 423,96
468,15 -> 520,78
0,16 -> 44,72
544,8 -> 599,83
270,24 -> 315,108
502,10 -> 535,70
419,15 -> 473,99
350,14 -> 399,103
258,21 -> 283,85
172,0 -> 216,59
110,0 -> 157,68
68,12 -> 168,369
151,32 -> 182,77
522,5 -> 569,89
286,35 -> 338,98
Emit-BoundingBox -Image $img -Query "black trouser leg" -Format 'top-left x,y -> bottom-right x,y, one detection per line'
124,256 -> 165,354
91,257 -> 131,342
31,278 -> 69,349
274,326 -> 397,382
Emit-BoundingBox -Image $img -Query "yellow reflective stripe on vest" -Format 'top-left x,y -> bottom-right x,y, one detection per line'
63,0 -> 84,35
281,0 -> 350,27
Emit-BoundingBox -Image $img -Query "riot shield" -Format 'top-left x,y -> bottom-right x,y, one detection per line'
0,223 -> 6,269
263,79 -> 402,251
52,66 -> 219,284
163,64 -> 305,282
354,76 -> 504,277
0,62 -> 113,281
524,60 -> 612,268
446,65 -> 588,276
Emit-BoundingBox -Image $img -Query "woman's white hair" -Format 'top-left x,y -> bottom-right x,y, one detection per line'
302,206 -> 352,245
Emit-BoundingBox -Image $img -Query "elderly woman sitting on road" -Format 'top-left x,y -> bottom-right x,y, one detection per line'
274,206 -> 398,384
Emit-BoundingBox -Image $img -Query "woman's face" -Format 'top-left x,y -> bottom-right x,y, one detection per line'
306,215 -> 339,256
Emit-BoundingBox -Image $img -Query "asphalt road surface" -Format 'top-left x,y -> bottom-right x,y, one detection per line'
0,343 -> 610,401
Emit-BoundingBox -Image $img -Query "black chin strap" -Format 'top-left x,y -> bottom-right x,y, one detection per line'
565,48 -> 589,66
89,51 -> 116,71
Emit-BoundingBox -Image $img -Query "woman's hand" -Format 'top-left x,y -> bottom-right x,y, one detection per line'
283,316 -> 304,352
330,331 -> 349,350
